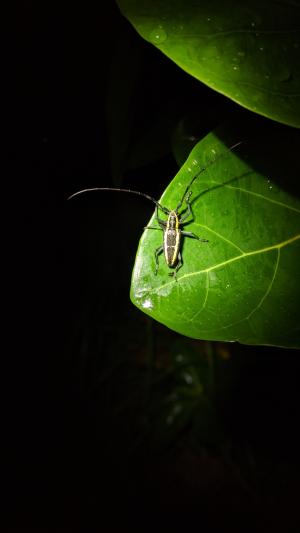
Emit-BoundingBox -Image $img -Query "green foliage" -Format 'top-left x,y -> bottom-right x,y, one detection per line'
117,0 -> 300,127
112,0 -> 300,347
130,131 -> 300,348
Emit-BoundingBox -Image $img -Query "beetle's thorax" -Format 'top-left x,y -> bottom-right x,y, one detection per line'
167,210 -> 178,230
164,211 -> 181,267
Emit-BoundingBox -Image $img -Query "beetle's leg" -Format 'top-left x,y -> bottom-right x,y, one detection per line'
144,206 -> 167,231
168,251 -> 183,281
145,206 -> 167,230
155,204 -> 168,225
144,219 -> 166,231
179,191 -> 193,223
154,245 -> 164,275
181,230 -> 208,242
176,188 -> 192,212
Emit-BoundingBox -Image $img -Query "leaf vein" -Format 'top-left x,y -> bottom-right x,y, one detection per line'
150,233 -> 300,293
194,223 -> 245,252
186,272 -> 209,322
210,181 -> 300,212
176,58 -> 300,98
247,248 -> 280,320
233,80 -> 300,98
188,233 -> 299,277
169,28 -> 300,39
204,249 -> 281,331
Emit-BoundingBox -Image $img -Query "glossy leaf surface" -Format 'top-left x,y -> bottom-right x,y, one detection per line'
130,132 -> 300,348
117,0 -> 300,127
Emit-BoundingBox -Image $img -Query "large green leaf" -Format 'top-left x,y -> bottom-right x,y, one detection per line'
130,130 -> 300,348
117,0 -> 300,127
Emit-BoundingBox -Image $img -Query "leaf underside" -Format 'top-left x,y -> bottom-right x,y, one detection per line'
117,0 -> 300,127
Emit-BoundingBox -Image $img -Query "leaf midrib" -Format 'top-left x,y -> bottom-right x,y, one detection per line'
147,233 -> 300,294
207,182 -> 300,213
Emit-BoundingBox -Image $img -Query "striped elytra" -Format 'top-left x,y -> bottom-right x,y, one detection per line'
164,211 -> 181,267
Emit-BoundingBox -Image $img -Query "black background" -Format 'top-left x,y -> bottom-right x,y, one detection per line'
6,2 -> 300,529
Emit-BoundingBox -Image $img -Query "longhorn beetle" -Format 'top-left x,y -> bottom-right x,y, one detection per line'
68,141 -> 242,280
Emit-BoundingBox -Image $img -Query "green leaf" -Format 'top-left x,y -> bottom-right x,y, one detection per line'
117,0 -> 300,127
130,129 -> 300,348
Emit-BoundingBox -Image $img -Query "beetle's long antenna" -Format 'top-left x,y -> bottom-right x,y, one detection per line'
68,187 -> 168,213
176,140 -> 243,210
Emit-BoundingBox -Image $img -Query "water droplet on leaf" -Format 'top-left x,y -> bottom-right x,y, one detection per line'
149,27 -> 167,44
142,298 -> 153,310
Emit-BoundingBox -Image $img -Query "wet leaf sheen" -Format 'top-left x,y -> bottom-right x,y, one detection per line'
118,0 -> 300,127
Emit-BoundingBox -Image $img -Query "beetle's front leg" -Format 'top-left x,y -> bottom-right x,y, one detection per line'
179,191 -> 193,223
144,220 -> 166,231
145,206 -> 166,231
155,204 -> 168,226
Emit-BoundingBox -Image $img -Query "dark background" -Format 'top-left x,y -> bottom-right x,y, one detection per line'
6,2 -> 300,529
